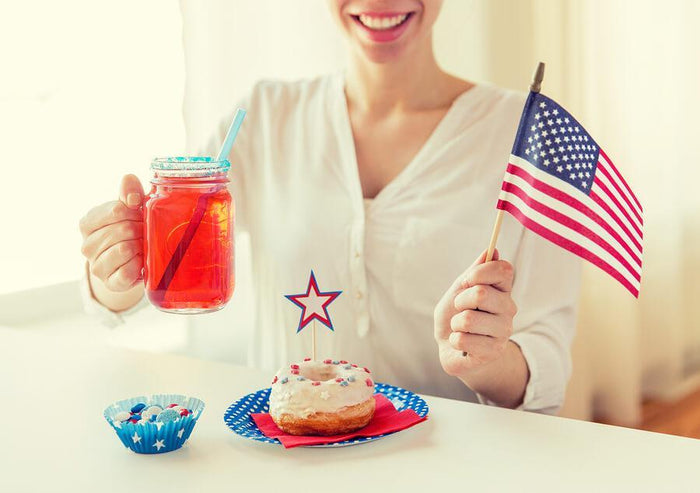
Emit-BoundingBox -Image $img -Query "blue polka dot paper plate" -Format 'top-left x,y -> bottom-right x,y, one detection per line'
223,383 -> 429,447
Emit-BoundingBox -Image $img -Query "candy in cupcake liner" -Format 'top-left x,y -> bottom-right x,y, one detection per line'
103,394 -> 205,454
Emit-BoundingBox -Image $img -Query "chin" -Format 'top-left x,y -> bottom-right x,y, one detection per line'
355,41 -> 411,64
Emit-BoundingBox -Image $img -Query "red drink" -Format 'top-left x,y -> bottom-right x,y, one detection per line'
144,157 -> 234,313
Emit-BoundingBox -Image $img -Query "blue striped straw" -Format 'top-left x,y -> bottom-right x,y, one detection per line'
217,108 -> 247,161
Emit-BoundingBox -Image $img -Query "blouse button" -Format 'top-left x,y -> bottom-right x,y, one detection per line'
356,290 -> 363,300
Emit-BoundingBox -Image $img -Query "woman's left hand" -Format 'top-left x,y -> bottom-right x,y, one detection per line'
434,249 -> 518,378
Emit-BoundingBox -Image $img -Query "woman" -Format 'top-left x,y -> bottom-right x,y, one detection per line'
79,0 -> 580,413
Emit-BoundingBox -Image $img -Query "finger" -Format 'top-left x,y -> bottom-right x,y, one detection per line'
89,239 -> 143,281
461,259 -> 514,292
119,174 -> 145,209
447,249 -> 502,296
81,221 -> 143,263
105,255 -> 144,292
454,285 -> 517,316
448,332 -> 506,362
450,309 -> 511,338
79,201 -> 143,238
470,248 -> 500,268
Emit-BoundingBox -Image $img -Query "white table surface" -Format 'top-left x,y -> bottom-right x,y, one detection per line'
1,325 -> 698,493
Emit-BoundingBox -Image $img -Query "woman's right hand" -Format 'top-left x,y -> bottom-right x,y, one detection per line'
79,175 -> 146,309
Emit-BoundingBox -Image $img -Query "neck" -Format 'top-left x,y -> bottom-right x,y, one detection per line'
344,36 -> 451,115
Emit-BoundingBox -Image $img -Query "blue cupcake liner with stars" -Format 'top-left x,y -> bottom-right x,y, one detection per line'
104,394 -> 205,454
224,382 -> 429,448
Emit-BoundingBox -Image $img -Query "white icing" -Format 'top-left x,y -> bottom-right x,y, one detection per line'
269,359 -> 374,418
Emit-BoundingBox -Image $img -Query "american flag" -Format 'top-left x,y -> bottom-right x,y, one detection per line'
497,92 -> 643,297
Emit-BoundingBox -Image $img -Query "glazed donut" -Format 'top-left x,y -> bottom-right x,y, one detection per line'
269,358 -> 375,436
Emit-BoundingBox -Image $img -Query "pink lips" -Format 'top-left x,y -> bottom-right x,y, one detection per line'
351,12 -> 414,43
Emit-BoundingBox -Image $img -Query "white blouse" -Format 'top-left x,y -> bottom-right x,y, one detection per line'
87,74 -> 581,414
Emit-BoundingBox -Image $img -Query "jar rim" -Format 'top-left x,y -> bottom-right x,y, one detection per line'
150,156 -> 230,177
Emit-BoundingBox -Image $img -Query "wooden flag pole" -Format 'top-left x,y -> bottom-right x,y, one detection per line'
312,320 -> 317,361
485,62 -> 545,263
487,62 -> 545,262
463,62 -> 545,357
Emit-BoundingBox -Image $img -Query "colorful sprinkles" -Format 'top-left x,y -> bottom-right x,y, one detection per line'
273,359 -> 374,389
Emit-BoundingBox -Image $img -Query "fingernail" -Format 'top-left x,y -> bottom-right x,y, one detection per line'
126,193 -> 141,207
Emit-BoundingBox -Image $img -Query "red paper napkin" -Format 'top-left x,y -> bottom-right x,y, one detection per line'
251,394 -> 427,448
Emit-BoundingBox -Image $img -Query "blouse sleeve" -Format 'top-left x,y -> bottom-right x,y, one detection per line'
479,225 -> 582,415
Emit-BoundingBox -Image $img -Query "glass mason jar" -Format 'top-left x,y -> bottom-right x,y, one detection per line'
144,157 -> 234,314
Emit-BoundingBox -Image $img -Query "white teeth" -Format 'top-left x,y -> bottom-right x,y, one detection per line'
358,14 -> 408,30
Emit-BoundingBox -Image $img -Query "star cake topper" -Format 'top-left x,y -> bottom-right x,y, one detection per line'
284,270 -> 342,333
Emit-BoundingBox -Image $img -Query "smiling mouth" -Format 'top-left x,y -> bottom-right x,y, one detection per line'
351,12 -> 414,31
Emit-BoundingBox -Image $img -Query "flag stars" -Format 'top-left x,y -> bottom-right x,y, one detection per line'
516,96 -> 602,194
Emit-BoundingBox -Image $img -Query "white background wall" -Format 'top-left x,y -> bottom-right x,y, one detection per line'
0,0 -> 185,293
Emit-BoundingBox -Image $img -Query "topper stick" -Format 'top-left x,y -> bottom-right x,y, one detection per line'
312,320 -> 317,361
463,62 -> 545,358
